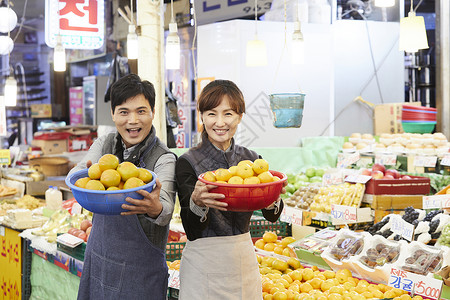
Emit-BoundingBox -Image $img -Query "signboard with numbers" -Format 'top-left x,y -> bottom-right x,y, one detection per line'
375,153 -> 397,166
330,204 -> 357,224
440,155 -> 450,166
322,171 -> 344,186
391,216 -> 414,241
168,270 -> 180,289
337,152 -> 360,168
344,175 -> 372,184
413,156 -> 438,168
422,195 -> 449,209
280,206 -> 303,226
389,267 -> 442,300
45,0 -> 105,49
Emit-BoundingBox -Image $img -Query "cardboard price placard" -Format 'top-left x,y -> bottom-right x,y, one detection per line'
330,204 -> 357,224
389,267 -> 442,300
168,270 -> 180,289
413,156 -> 438,168
337,152 -> 360,168
422,195 -> 450,209
344,175 -> 372,184
280,206 -> 303,226
440,155 -> 450,166
391,217 -> 414,241
375,153 -> 397,166
322,171 -> 344,186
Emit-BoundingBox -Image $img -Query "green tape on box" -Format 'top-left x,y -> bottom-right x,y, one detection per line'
294,248 -> 331,271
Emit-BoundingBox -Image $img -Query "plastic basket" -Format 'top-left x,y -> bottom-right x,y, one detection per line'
166,242 -> 185,261
65,169 -> 157,215
249,218 -> 288,238
22,239 -> 32,300
269,93 -> 305,128
57,241 -> 86,261
401,121 -> 436,134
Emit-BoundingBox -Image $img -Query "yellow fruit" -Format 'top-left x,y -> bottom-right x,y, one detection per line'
281,274 -> 293,284
272,259 -> 288,272
288,283 -> 299,293
343,281 -> 356,291
228,176 -> 244,184
328,293 -> 343,300
300,282 -> 313,293
263,231 -> 278,243
100,169 -> 121,188
371,289 -> 384,298
228,166 -> 238,176
203,171 -> 216,182
75,177 -> 90,188
335,271 -> 349,284
138,168 -> 153,183
323,270 -> 335,279
258,171 -> 275,183
263,281 -> 276,293
309,277 -> 323,290
282,248 -> 292,257
123,177 -> 145,190
273,291 -> 288,300
255,239 -> 266,250
384,290 -> 396,298
302,268 -> 314,281
320,279 -> 334,292
244,176 -> 261,184
273,246 -> 284,255
85,180 -> 105,190
329,286 -> 344,295
282,237 -> 296,247
98,154 -> 119,171
354,285 -> 367,294
287,257 -> 301,269
273,176 -> 281,182
215,168 -> 233,182
118,181 -> 125,189
117,162 -> 139,181
264,242 -> 276,252
253,158 -> 269,174
88,163 -> 102,180
107,186 -> 120,191
264,293 -> 274,300
257,255 -> 262,264
236,164 -> 254,179
289,270 -> 302,282
336,269 -> 352,278
238,160 -> 253,167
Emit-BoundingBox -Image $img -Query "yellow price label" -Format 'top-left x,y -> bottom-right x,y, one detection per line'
302,211 -> 316,226
0,149 -> 10,165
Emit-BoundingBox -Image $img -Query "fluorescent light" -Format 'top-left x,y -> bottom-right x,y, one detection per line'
399,11 -> 429,53
291,21 -> 305,65
166,22 -> 180,69
127,25 -> 138,59
5,75 -> 17,107
246,37 -> 267,67
53,35 -> 66,72
374,0 -> 395,7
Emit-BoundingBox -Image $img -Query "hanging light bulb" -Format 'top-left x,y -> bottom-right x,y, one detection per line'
291,21 -> 305,65
166,21 -> 180,69
374,0 -> 395,7
127,24 -> 138,59
245,0 -> 267,67
399,10 -> 428,53
0,35 -> 13,55
5,74 -> 17,107
0,1 -> 17,33
53,34 -> 66,71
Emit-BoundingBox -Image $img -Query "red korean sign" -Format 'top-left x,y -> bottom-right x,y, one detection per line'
45,0 -> 104,49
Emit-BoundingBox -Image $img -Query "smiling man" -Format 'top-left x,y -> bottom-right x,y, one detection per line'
68,74 -> 176,300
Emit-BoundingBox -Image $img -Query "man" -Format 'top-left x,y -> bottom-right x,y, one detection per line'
70,74 -> 176,300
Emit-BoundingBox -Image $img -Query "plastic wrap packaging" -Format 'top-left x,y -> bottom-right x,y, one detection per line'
400,241 -> 444,276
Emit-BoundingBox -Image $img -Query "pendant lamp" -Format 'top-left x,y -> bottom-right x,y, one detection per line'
4,74 -> 17,107
0,0 -> 17,33
399,5 -> 428,53
166,0 -> 180,69
127,25 -> 138,59
246,0 -> 267,67
291,21 -> 305,65
53,34 -> 66,71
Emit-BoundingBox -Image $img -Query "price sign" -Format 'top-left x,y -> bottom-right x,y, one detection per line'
414,156 -> 438,167
280,206 -> 303,226
322,171 -> 344,186
344,175 -> 372,184
302,211 -> 316,226
337,152 -> 360,168
0,150 -> 10,165
422,195 -> 449,209
168,270 -> 180,289
330,204 -> 357,224
375,154 -> 397,166
391,217 -> 414,241
440,155 -> 450,166
442,197 -> 450,209
389,267 -> 442,300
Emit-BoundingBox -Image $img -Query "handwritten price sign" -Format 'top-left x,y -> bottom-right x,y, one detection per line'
391,217 -> 414,241
414,155 -> 438,167
389,267 -> 442,300
422,194 -> 450,209
337,152 -> 360,168
168,270 -> 180,289
440,155 -> 450,166
322,171 -> 344,186
330,204 -> 357,225
344,175 -> 372,184
280,206 -> 303,226
375,154 -> 397,166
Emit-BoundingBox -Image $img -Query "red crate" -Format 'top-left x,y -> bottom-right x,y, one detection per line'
365,175 -> 430,195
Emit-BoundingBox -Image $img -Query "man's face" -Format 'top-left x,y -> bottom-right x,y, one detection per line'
111,94 -> 154,148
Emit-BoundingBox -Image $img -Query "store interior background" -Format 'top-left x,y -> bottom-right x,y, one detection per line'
0,0 -> 440,150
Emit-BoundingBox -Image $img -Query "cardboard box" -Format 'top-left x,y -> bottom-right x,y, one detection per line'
365,176 -> 430,195
363,194 -> 424,210
68,132 -> 97,152
30,104 -> 62,118
373,102 -> 421,135
31,139 -> 67,155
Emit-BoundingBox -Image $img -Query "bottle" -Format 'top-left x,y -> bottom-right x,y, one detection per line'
46,186 -> 63,210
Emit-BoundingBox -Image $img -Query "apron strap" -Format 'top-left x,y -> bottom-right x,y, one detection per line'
138,137 -> 157,168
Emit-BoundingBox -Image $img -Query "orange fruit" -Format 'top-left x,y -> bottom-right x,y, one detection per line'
88,163 -> 102,180
228,176 -> 244,184
100,169 -> 121,188
281,237 -> 296,247
273,291 -> 287,300
203,171 -> 216,182
258,171 -> 274,183
236,164 -> 254,179
287,257 -> 301,269
215,168 -> 233,182
237,160 -> 253,167
98,154 -> 119,171
228,166 -> 238,176
274,246 -> 284,255
85,180 -> 105,190
255,239 -> 265,250
272,259 -> 288,272
264,242 -> 276,252
107,186 -> 120,191
75,177 -> 90,188
123,177 -> 145,189
263,231 -> 278,243
138,168 -> 153,183
253,158 -> 269,174
117,162 -> 139,181
244,176 -> 260,184
118,181 -> 125,189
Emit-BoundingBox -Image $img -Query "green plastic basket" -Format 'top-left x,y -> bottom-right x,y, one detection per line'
166,242 -> 185,261
249,218 -> 288,238
57,241 -> 86,261
401,121 -> 436,133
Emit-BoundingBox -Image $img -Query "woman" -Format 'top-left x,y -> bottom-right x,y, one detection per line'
176,80 -> 285,299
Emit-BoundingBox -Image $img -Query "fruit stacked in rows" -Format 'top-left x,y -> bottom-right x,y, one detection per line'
359,243 -> 400,268
309,182 -> 364,213
254,231 -> 297,258
67,219 -> 92,242
284,186 -> 319,209
202,159 -> 280,185
74,154 -> 153,191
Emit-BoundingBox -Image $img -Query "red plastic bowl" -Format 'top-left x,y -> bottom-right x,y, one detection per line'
198,170 -> 287,212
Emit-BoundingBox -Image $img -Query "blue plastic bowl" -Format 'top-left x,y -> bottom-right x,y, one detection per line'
401,121 -> 436,134
65,169 -> 157,215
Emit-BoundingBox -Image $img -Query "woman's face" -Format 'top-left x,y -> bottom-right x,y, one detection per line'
201,95 -> 243,151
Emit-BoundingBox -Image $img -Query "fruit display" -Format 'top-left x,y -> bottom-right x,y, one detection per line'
401,242 -> 443,275
201,159 -> 280,185
254,231 -> 297,258
309,182 -> 364,213
284,185 -> 319,209
67,219 -> 92,242
74,154 -> 154,191
167,259 -> 180,270
437,222 -> 450,247
290,228 -> 338,255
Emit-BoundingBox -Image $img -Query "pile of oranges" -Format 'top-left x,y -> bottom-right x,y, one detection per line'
202,159 -> 280,185
255,231 -> 297,257
74,154 -> 153,191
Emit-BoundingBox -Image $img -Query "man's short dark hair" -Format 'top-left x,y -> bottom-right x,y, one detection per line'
110,74 -> 156,113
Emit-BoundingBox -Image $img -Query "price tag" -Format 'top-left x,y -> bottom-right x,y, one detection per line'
442,197 -> 450,209
280,206 -> 303,226
389,267 -> 442,300
422,195 -> 448,209
302,211 -> 316,226
168,270 -> 180,289
57,233 -> 85,247
337,152 -> 360,168
414,156 -> 438,167
441,155 -> 450,166
0,149 -> 10,165
391,217 -> 414,241
330,204 -> 357,224
375,154 -> 397,166
344,175 -> 372,184
322,171 -> 344,186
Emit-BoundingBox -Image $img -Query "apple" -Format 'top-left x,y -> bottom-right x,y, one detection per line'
382,175 -> 395,180
372,163 -> 386,175
371,170 -> 384,179
385,169 -> 400,179
361,169 -> 371,176
400,175 -> 412,180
